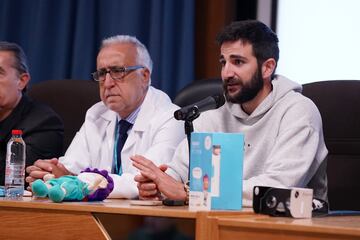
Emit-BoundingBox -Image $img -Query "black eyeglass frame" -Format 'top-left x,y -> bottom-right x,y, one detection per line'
91,65 -> 144,82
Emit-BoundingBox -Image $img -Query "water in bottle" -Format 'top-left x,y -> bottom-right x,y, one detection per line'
5,129 -> 26,199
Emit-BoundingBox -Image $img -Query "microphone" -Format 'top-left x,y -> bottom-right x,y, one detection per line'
174,94 -> 225,120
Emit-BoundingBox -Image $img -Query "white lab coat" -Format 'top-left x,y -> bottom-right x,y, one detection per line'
59,86 -> 185,199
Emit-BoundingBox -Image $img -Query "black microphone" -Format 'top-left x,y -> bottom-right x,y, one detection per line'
174,94 -> 225,120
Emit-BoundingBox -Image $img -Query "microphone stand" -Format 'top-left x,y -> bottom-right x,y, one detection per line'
184,106 -> 200,181
163,106 -> 200,206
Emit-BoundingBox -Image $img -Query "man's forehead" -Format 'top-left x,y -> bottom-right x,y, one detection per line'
220,39 -> 253,57
0,50 -> 15,60
0,50 -> 16,67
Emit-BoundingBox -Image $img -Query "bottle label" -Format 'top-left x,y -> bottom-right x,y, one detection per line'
5,165 -> 25,185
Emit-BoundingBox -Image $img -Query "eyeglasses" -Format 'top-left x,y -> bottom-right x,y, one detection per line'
92,65 -> 144,82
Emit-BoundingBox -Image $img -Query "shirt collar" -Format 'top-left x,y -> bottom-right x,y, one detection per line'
117,105 -> 141,125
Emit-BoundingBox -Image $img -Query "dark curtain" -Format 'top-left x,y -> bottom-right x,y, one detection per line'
0,0 -> 194,99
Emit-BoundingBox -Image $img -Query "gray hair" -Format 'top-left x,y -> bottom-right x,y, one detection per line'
101,35 -> 153,74
0,41 -> 29,74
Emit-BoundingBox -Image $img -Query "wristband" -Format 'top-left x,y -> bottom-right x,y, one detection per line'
184,181 -> 190,205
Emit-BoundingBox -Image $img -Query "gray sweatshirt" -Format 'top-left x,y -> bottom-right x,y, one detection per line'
167,75 -> 328,207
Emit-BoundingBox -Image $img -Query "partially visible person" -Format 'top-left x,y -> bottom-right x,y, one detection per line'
26,36 -> 185,198
132,20 -> 328,207
0,41 -> 64,186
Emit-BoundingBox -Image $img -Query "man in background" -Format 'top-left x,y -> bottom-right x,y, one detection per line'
0,41 -> 64,186
132,20 -> 328,207
26,36 -> 185,198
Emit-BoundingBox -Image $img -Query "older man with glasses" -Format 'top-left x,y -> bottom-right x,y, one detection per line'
26,35 -> 185,199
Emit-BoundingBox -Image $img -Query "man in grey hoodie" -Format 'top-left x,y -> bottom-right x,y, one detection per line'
131,20 -> 328,207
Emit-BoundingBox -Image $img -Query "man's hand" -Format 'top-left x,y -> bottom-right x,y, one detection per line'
134,164 -> 167,200
131,155 -> 186,201
25,158 -> 70,186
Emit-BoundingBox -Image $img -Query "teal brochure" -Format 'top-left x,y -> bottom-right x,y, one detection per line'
189,132 -> 244,210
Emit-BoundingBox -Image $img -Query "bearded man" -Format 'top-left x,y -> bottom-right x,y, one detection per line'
131,20 -> 328,207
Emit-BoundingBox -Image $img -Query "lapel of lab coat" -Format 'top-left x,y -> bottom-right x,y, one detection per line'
99,108 -> 117,166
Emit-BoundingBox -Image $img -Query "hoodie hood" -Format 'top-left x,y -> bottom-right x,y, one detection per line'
226,75 -> 302,121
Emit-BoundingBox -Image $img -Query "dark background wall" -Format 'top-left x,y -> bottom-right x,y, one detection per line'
0,0 -> 258,99
195,0 -> 257,81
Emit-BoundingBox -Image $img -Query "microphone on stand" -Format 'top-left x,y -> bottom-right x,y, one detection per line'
174,95 -> 225,121
163,95 -> 225,206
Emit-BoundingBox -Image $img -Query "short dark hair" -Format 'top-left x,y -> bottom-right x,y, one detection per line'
216,20 -> 279,78
0,41 -> 29,74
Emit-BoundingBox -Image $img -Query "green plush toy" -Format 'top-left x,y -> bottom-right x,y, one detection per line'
31,168 -> 114,203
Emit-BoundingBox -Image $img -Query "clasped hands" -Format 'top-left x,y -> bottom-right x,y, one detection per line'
25,158 -> 71,190
131,155 -> 186,201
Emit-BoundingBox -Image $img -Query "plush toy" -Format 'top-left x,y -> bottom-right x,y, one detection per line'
31,168 -> 114,203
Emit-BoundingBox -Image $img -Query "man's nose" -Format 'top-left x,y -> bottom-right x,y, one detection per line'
222,63 -> 235,79
103,72 -> 115,87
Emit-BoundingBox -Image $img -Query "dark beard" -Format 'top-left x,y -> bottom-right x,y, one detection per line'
223,68 -> 264,104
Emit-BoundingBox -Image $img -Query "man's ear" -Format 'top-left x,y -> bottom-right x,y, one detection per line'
141,68 -> 151,86
261,58 -> 276,80
18,73 -> 30,91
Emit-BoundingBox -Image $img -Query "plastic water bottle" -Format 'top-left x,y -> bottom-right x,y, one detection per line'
5,129 -> 26,199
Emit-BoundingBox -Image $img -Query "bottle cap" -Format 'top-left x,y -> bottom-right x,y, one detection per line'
11,129 -> 23,135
